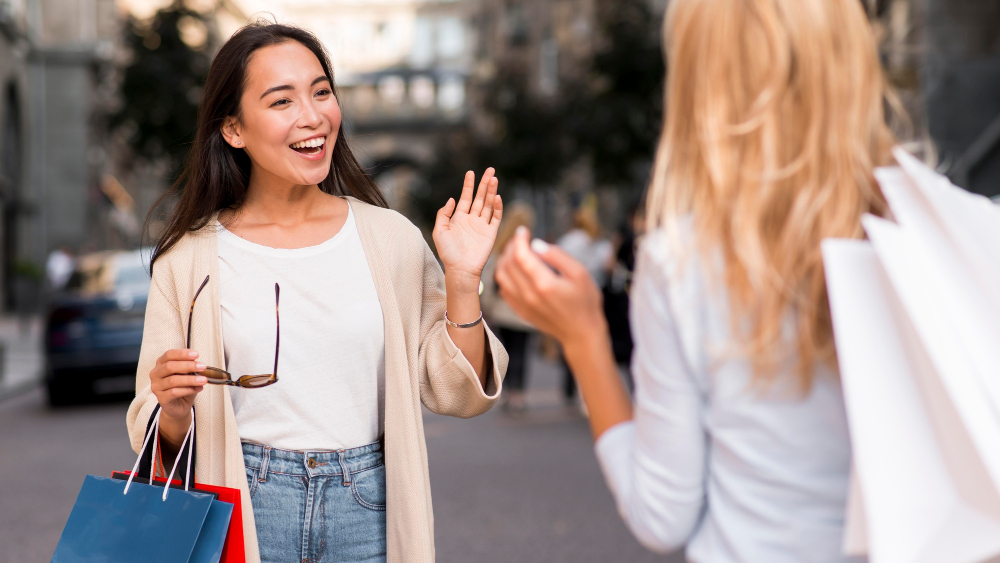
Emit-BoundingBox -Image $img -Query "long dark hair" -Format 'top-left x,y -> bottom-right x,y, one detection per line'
146,21 -> 387,270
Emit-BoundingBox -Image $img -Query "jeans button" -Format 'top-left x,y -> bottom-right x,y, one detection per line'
307,458 -> 317,469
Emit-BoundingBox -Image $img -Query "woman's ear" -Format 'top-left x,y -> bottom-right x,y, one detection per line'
220,117 -> 244,149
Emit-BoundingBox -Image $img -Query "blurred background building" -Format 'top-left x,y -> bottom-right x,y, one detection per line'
0,0 -> 997,314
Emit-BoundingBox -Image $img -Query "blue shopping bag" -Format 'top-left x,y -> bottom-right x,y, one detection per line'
52,408 -> 233,563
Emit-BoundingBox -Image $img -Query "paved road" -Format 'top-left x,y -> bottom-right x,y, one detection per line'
0,350 -> 682,563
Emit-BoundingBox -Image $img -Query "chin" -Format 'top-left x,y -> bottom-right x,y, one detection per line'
292,165 -> 332,187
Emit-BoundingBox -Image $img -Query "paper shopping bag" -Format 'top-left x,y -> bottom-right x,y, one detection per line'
823,239 -> 1000,563
51,475 -> 215,563
823,150 -> 1000,563
53,407 -> 233,563
112,472 -> 245,563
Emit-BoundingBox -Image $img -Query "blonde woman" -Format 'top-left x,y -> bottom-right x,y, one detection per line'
496,0 -> 894,561
481,202 -> 536,413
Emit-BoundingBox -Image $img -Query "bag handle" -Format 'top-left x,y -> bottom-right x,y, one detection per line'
136,403 -> 198,488
124,406 -> 196,501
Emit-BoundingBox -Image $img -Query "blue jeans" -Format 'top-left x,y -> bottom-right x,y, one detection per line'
242,441 -> 387,563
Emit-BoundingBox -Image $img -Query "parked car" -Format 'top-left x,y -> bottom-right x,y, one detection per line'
44,248 -> 152,406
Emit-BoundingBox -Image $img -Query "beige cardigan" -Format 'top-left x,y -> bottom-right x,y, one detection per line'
126,197 -> 508,563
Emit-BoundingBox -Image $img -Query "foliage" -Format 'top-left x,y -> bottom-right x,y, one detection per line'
109,1 -> 213,180
567,0 -> 664,187
11,258 -> 43,280
414,0 -> 664,227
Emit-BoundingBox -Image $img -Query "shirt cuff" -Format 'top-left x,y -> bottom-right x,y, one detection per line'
594,420 -> 637,499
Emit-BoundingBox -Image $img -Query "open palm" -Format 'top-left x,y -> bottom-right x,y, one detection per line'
433,168 -> 503,282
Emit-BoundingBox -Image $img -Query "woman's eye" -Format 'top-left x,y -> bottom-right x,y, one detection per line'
315,88 -> 332,97
270,98 -> 291,108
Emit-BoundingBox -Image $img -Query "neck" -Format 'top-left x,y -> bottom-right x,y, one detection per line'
241,166 -> 325,226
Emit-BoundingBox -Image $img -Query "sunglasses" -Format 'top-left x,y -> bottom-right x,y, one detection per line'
188,274 -> 279,389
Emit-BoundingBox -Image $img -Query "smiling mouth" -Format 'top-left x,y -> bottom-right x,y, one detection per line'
289,136 -> 326,155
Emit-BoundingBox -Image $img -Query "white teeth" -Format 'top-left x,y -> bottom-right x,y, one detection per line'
290,137 -> 325,149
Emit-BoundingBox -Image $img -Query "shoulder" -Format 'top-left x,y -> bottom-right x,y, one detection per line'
637,218 -> 696,277
149,215 -> 219,281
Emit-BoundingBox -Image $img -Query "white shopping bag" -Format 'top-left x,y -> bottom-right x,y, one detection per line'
823,148 -> 1000,563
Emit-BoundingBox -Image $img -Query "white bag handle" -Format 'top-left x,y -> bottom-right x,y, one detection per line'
123,407 -> 196,501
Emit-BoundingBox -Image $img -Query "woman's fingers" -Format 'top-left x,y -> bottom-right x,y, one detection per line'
436,198 -> 456,226
457,171 -> 476,214
511,230 -> 560,287
480,176 -> 499,219
160,360 -> 205,377
470,167 -> 495,216
156,348 -> 198,366
161,374 -> 209,389
528,239 -> 589,281
490,193 -> 504,226
168,386 -> 203,399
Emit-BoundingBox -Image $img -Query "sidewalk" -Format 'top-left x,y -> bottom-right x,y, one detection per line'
0,315 -> 44,403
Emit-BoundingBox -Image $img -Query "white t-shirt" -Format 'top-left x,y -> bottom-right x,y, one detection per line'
217,205 -> 385,451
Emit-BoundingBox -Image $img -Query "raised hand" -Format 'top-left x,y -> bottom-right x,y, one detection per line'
433,168 -> 503,291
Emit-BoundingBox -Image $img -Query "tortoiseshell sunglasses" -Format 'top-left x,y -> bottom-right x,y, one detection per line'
188,274 -> 279,389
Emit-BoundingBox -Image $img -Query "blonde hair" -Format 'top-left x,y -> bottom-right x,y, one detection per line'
647,0 -> 897,386
572,208 -> 601,239
494,202 -> 536,254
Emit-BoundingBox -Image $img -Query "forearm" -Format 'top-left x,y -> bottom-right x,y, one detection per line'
157,409 -> 192,462
563,321 -> 634,440
445,272 -> 490,389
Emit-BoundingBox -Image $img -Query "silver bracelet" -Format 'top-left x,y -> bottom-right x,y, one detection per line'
444,311 -> 483,329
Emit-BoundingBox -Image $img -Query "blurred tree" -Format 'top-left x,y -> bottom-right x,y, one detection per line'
567,0 -> 665,188
415,0 -> 664,229
414,66 -> 573,230
110,1 -> 213,180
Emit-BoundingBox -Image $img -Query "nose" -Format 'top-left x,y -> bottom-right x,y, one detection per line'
298,97 -> 323,129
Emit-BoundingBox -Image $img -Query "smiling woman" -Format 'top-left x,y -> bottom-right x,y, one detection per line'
128,21 -> 508,563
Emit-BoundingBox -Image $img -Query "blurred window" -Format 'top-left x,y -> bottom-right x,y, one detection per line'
436,17 -> 465,60
438,77 -> 465,112
410,17 -> 434,68
410,76 -> 436,109
378,75 -> 406,106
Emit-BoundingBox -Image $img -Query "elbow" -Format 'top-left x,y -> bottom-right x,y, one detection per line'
619,499 -> 702,555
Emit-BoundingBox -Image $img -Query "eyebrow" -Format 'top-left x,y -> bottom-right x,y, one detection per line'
259,76 -> 331,100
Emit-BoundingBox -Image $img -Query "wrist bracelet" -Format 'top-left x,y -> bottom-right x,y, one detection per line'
444,311 -> 484,329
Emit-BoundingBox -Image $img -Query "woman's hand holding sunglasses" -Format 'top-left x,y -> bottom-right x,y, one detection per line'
150,348 -> 208,423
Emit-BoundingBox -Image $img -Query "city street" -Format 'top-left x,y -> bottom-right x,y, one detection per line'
0,342 -> 682,563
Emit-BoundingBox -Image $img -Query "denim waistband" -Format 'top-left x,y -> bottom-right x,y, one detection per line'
242,440 -> 383,478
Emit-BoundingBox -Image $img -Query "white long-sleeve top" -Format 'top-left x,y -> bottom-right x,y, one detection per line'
595,227 -> 864,563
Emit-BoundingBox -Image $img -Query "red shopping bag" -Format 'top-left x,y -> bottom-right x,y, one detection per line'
111,471 -> 246,563
126,405 -> 247,562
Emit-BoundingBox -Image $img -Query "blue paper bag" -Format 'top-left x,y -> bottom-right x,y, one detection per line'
52,475 -> 215,562
190,496 -> 235,563
52,407 -> 233,563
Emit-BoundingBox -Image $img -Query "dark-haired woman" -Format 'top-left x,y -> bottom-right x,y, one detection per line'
125,23 -> 507,563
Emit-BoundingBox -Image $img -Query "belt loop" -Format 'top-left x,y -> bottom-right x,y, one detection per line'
338,450 -> 351,487
258,446 -> 271,483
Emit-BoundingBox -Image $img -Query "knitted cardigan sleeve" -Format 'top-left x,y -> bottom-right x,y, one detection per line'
125,263 -> 185,456
416,240 -> 508,418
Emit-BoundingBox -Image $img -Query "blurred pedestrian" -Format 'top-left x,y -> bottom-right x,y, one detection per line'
556,207 -> 613,403
482,202 -> 536,414
45,246 -> 74,292
126,22 -> 507,563
602,203 -> 642,393
496,0 -> 896,561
